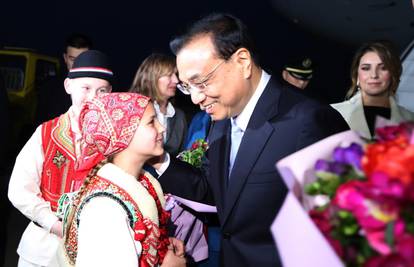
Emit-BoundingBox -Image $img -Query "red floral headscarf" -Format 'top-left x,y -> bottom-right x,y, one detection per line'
79,92 -> 150,157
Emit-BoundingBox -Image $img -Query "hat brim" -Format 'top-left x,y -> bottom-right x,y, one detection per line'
288,71 -> 313,80
67,71 -> 113,84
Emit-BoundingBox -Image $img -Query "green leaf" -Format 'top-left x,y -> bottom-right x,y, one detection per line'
337,210 -> 351,219
316,171 -> 340,181
304,182 -> 321,195
343,224 -> 359,235
385,221 -> 395,248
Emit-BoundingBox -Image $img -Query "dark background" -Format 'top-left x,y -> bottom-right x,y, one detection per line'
0,2 -> 410,266
0,0 -> 356,106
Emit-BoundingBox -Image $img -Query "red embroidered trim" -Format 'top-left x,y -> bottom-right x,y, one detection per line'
138,174 -> 171,264
65,174 -> 169,266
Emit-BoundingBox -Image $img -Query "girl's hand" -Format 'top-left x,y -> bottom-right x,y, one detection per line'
169,237 -> 185,257
161,249 -> 186,267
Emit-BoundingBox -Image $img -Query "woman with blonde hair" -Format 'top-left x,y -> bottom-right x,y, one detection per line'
130,53 -> 187,157
331,41 -> 414,139
59,92 -> 185,267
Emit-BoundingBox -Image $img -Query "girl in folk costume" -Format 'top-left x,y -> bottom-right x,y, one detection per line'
59,93 -> 186,267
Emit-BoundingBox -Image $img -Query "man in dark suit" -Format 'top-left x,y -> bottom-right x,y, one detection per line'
156,13 -> 349,266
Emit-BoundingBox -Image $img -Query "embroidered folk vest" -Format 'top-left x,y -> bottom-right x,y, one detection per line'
40,113 -> 104,211
64,175 -> 166,267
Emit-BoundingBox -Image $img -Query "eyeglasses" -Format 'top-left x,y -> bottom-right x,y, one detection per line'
177,60 -> 226,95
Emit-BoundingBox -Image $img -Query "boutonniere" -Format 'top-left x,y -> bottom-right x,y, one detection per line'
177,139 -> 209,168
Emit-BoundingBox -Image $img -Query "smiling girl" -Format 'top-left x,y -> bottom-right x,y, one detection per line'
58,93 -> 185,267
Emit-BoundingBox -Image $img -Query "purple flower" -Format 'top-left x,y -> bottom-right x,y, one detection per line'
333,143 -> 363,170
315,159 -> 347,175
330,162 -> 348,175
315,159 -> 330,172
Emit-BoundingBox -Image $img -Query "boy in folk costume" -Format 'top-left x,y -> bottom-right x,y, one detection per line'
60,93 -> 185,267
8,50 -> 113,267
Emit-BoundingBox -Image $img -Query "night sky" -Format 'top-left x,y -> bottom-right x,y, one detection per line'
0,0 -> 355,104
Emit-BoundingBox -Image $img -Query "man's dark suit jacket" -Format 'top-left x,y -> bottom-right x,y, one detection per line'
158,77 -> 349,266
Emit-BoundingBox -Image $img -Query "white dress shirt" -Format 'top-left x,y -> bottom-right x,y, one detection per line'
154,101 -> 175,143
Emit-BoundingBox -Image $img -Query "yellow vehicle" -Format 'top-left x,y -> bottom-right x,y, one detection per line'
0,47 -> 60,144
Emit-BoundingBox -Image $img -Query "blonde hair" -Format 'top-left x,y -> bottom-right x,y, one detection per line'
129,53 -> 176,103
346,40 -> 402,99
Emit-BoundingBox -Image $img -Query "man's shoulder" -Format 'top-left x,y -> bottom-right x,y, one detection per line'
276,84 -> 326,113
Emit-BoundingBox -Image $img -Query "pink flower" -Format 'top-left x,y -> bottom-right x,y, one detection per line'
375,123 -> 413,142
395,234 -> 414,263
369,172 -> 405,200
366,230 -> 392,255
333,181 -> 366,211
364,233 -> 414,267
365,219 -> 407,257
364,254 -> 412,267
334,181 -> 399,231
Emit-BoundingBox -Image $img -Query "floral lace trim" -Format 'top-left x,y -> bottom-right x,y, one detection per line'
64,175 -> 167,266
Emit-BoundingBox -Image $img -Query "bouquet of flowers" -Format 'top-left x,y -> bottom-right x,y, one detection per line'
177,139 -> 209,168
272,123 -> 414,267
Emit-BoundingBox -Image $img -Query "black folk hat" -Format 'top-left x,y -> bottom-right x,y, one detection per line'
67,50 -> 113,84
284,57 -> 313,80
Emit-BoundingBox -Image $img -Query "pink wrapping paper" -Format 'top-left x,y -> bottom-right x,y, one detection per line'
167,196 -> 216,262
172,195 -> 217,213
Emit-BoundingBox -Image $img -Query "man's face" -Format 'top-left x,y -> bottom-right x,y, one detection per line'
64,77 -> 112,117
63,46 -> 89,70
176,35 -> 252,121
282,70 -> 310,90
